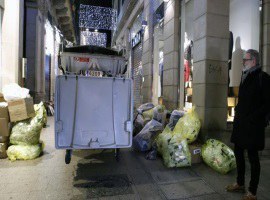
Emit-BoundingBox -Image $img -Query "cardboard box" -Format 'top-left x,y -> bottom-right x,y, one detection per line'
0,118 -> 10,136
189,143 -> 202,164
0,136 -> 8,143
0,93 -> 5,102
8,97 -> 35,122
0,102 -> 9,118
0,102 -> 10,136
0,142 -> 8,159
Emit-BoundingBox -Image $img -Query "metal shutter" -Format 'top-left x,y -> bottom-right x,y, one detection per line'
132,42 -> 143,109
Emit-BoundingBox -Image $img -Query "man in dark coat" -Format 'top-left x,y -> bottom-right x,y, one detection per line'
226,49 -> 270,200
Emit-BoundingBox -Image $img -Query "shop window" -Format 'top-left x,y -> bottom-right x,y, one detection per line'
152,3 -> 164,105
227,0 -> 261,122
183,32 -> 193,109
181,0 -> 194,110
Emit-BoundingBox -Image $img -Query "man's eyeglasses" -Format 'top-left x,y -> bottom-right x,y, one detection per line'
243,58 -> 253,62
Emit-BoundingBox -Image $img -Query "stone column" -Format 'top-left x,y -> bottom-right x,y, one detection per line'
141,0 -> 154,103
163,0 -> 180,110
263,0 -> 270,74
193,0 -> 230,139
35,2 -> 47,102
1,0 -> 24,88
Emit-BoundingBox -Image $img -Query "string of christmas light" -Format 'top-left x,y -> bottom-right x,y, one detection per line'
80,31 -> 107,47
79,4 -> 117,30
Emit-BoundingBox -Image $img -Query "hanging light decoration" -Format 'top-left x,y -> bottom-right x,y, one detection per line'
80,30 -> 107,47
79,4 -> 117,30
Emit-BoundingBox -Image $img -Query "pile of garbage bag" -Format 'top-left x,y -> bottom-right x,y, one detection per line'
133,103 -> 237,174
7,102 -> 47,161
133,103 -> 166,136
133,103 -> 155,136
201,139 -> 236,174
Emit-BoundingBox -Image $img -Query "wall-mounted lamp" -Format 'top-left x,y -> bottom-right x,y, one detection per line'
142,20 -> 148,28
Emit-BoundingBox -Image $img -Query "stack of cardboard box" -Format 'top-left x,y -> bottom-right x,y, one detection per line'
0,92 -> 35,159
0,93 -> 9,158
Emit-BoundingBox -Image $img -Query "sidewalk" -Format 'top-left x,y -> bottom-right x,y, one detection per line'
0,117 -> 269,200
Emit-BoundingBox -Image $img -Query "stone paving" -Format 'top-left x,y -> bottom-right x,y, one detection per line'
0,117 -> 270,200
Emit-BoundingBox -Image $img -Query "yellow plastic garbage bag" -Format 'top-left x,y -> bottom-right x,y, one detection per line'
10,110 -> 43,145
34,101 -> 47,127
172,107 -> 201,144
157,126 -> 191,168
201,139 -> 236,174
7,143 -> 43,161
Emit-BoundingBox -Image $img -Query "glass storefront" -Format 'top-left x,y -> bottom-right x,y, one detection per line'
227,0 -> 261,122
180,0 -> 194,110
152,2 -> 164,105
179,0 -> 261,120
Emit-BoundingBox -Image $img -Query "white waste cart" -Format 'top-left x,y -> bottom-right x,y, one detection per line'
55,75 -> 133,164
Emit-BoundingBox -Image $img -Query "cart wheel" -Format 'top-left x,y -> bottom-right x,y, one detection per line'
115,148 -> 120,162
65,150 -> 72,164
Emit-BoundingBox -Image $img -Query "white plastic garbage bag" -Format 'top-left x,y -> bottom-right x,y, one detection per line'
2,83 -> 30,101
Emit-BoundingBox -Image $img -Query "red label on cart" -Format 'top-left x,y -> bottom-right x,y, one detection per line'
74,57 -> 90,62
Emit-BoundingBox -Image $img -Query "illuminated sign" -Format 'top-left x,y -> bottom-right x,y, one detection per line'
131,30 -> 142,48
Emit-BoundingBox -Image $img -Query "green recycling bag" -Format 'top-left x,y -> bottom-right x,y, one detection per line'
201,139 -> 236,174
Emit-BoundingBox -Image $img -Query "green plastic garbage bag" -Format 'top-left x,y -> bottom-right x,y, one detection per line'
172,107 -> 201,144
157,126 -> 191,168
201,139 -> 236,174
7,143 -> 42,161
34,101 -> 47,127
10,111 -> 43,145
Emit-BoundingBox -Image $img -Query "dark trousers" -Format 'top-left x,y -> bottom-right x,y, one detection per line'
234,145 -> 260,195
